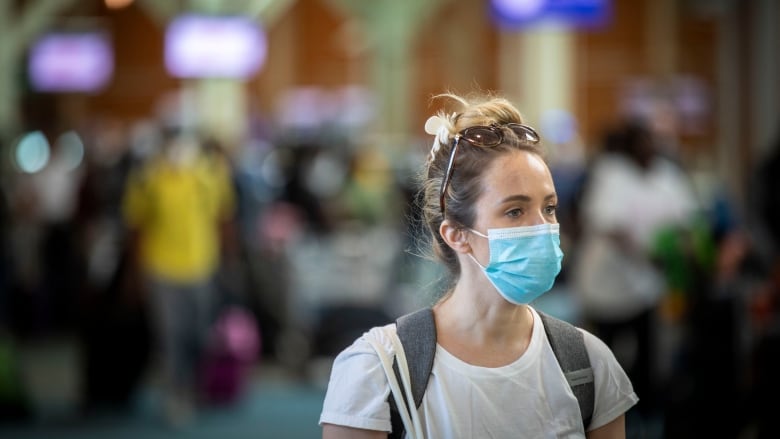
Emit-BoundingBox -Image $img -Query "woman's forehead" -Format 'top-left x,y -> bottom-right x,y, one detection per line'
479,151 -> 554,198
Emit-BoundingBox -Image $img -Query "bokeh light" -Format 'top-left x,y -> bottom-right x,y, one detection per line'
104,0 -> 134,10
55,131 -> 85,172
13,131 -> 51,173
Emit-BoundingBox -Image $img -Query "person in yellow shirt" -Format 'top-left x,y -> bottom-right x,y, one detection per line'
122,128 -> 235,426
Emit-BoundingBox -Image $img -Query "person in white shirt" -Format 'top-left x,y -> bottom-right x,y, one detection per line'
572,120 -> 698,416
320,92 -> 638,438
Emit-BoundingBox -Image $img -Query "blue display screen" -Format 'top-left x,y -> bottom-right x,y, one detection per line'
491,0 -> 611,29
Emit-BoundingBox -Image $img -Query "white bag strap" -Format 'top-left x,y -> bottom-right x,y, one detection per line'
365,328 -> 425,439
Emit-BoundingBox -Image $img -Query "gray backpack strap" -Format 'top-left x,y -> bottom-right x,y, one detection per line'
389,308 -> 436,439
538,311 -> 595,429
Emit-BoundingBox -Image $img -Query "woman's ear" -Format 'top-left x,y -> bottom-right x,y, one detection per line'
439,220 -> 472,254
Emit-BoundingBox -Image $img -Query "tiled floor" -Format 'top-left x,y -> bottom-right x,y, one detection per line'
0,356 -> 329,439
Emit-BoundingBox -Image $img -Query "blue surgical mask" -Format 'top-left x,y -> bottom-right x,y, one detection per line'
468,223 -> 564,305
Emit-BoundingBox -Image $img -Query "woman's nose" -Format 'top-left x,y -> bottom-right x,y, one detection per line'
530,209 -> 555,226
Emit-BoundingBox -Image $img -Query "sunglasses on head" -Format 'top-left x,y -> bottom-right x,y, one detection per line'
439,123 -> 540,216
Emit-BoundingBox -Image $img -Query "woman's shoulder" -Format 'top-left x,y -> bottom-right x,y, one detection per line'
332,323 -> 398,366
530,308 -> 626,377
577,326 -> 619,365
576,325 -> 637,399
321,324 -> 397,432
575,326 -> 640,428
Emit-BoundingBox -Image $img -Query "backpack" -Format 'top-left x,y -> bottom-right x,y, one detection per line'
388,308 -> 594,438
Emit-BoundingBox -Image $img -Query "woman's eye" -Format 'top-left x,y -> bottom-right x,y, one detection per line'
545,205 -> 558,215
507,208 -> 523,218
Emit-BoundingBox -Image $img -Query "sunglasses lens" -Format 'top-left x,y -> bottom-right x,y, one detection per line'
508,124 -> 540,144
463,127 -> 501,146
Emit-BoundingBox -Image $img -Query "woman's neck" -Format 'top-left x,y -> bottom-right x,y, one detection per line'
432,279 -> 535,367
437,288 -> 529,334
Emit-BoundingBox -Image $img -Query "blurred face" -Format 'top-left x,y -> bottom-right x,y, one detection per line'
165,135 -> 199,167
467,149 -> 558,264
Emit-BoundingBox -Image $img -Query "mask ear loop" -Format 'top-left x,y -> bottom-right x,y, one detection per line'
469,228 -> 488,239
466,228 -> 489,269
466,252 -> 488,270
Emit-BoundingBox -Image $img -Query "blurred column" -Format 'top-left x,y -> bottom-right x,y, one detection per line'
715,0 -> 742,201
325,0 -> 449,150
190,79 -> 249,146
645,0 -> 677,78
138,0 -> 294,150
499,27 -> 575,129
750,0 -> 779,160
712,0 -> 780,202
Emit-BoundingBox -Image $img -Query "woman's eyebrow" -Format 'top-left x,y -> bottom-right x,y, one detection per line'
499,193 -> 557,204
499,194 -> 531,204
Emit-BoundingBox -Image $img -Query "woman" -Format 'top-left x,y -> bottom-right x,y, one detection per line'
320,93 -> 638,438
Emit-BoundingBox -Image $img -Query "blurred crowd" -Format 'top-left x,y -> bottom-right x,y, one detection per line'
0,98 -> 417,428
0,97 -> 779,438
549,112 -> 780,438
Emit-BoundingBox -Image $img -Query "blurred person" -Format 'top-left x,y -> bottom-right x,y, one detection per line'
572,120 -> 699,422
121,128 -> 235,426
320,92 -> 637,438
751,129 -> 780,292
4,130 -> 86,335
651,176 -> 747,438
35,131 -> 87,332
341,146 -> 402,227
280,141 -> 335,234
75,118 -> 153,410
3,170 -> 43,335
747,129 -> 780,439
77,118 -> 140,297
0,152 -> 29,421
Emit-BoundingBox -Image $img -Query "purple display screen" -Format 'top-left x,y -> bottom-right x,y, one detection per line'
28,32 -> 114,93
165,14 -> 267,79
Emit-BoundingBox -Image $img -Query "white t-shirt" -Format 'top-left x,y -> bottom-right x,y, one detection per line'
320,306 -> 638,438
581,154 -> 698,249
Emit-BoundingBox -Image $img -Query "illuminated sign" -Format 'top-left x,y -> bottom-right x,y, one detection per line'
491,0 -> 611,29
165,14 -> 267,79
